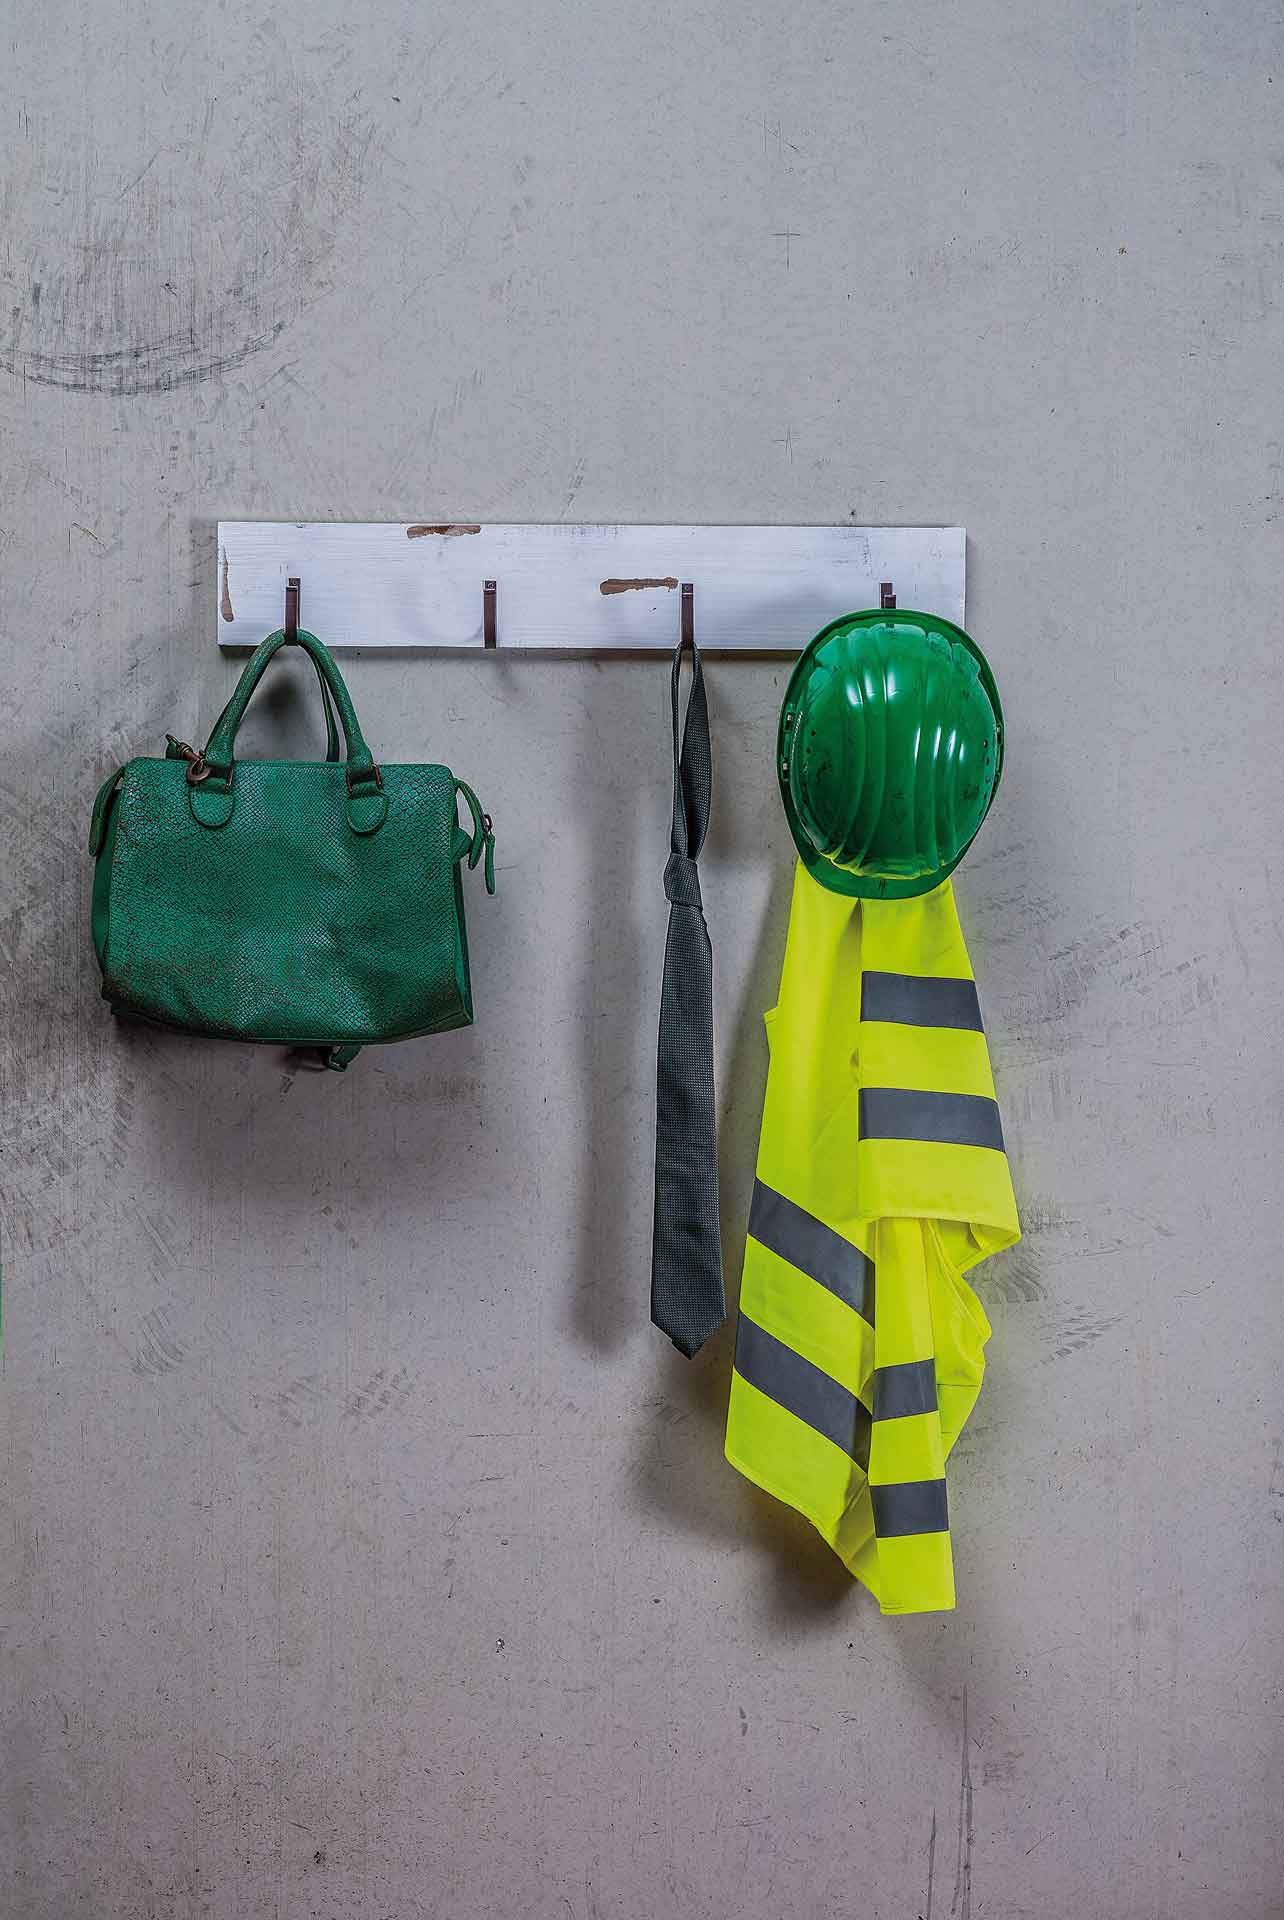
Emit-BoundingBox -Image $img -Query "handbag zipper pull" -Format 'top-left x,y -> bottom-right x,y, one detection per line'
483,814 -> 496,896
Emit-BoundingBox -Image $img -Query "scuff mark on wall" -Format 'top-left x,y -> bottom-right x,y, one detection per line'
344,1365 -> 414,1420
129,1305 -> 188,1378
951,1686 -> 974,1920
1046,1306 -> 1124,1363
0,79 -> 373,395
220,548 -> 234,623
599,577 -> 679,595
925,1807 -> 937,1920
406,524 -> 482,538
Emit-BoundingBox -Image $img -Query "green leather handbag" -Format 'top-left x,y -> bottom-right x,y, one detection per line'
88,625 -> 496,1071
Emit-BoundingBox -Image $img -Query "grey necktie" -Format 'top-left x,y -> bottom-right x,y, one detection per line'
650,605 -> 725,1357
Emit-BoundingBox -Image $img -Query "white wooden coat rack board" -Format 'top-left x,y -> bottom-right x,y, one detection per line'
216,524 -> 966,655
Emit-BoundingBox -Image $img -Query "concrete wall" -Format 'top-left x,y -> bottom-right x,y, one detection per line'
3,2 -> 1282,1915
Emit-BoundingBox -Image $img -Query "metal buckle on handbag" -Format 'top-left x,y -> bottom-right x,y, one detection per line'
167,736 -> 212,783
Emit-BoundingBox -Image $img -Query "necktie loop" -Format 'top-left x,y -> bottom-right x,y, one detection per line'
669,627 -> 712,863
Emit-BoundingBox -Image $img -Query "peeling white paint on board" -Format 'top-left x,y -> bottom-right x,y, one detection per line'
216,522 -> 966,651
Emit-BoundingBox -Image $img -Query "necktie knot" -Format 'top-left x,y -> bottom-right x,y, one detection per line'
663,851 -> 702,907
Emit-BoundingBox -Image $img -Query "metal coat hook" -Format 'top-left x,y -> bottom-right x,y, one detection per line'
681,580 -> 694,648
880,581 -> 896,609
483,580 -> 497,649
285,575 -> 300,642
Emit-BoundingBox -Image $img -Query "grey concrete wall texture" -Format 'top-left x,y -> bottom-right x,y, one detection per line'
2,1 -> 1281,1915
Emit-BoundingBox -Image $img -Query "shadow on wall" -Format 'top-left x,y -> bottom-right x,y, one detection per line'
622,845 -> 867,1624
566,664 -> 654,1356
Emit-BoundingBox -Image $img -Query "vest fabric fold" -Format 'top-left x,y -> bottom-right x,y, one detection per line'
724,863 -> 1020,1614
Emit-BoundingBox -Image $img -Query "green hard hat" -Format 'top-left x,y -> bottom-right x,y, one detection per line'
777,607 -> 1004,899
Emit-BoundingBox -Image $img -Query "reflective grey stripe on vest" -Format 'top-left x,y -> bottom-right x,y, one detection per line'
873,1358 -> 938,1420
859,1087 -> 1005,1152
870,1479 -> 949,1537
747,1180 -> 875,1324
860,970 -> 984,1032
734,1314 -> 871,1468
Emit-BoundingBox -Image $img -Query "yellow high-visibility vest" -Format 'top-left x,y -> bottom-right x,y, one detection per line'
725,864 -> 1020,1613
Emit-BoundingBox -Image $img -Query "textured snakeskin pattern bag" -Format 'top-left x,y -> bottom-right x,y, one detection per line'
88,626 -> 495,1071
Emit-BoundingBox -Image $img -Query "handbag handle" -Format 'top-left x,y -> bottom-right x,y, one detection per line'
204,649 -> 342,763
190,628 -> 386,834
